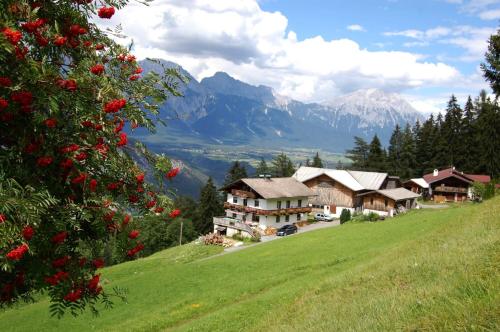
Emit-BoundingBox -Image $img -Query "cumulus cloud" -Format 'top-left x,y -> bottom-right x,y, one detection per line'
347,24 -> 366,32
96,0 -> 465,103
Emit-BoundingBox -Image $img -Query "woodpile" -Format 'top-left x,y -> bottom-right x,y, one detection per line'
264,227 -> 277,235
202,233 -> 225,246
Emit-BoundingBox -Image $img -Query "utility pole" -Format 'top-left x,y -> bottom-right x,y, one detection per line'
179,220 -> 183,246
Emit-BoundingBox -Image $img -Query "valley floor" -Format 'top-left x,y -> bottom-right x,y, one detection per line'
1,197 -> 499,331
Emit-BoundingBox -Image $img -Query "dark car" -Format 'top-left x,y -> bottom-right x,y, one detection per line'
276,224 -> 298,236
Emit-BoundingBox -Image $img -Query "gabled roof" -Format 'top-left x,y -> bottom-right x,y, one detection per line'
405,178 -> 429,189
222,177 -> 315,199
292,167 -> 364,191
358,188 -> 420,201
293,166 -> 388,191
347,170 -> 388,190
423,168 -> 473,185
464,174 -> 491,184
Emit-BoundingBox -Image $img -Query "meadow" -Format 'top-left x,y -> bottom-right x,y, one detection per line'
1,197 -> 498,331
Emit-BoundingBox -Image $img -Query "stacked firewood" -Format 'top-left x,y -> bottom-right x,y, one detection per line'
202,233 -> 225,246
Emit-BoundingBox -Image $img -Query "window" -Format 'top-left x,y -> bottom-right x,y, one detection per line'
233,196 -> 237,204
252,214 -> 259,222
285,215 -> 290,222
286,200 -> 291,208
297,213 -> 301,220
254,199 -> 259,207
276,215 -> 280,223
277,201 -> 282,209
243,199 -> 247,206
370,197 -> 373,205
298,199 -> 302,207
232,213 -> 237,218
384,199 -> 388,207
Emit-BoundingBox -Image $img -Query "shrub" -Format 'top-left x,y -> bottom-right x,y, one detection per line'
340,209 -> 351,224
251,230 -> 261,242
366,212 -> 380,222
472,182 -> 486,201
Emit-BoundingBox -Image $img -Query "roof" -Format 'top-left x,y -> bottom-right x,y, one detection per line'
405,178 -> 429,189
347,170 -> 388,190
423,168 -> 472,185
359,188 -> 421,201
293,166 -> 388,191
223,177 -> 315,199
465,174 -> 491,184
293,167 -> 364,191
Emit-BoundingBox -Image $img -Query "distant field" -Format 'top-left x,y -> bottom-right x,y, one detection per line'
1,197 -> 498,331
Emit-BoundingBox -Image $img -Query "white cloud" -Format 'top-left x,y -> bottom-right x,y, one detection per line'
95,0 -> 470,104
478,8 -> 500,19
444,0 -> 500,19
385,25 -> 496,61
347,24 -> 366,32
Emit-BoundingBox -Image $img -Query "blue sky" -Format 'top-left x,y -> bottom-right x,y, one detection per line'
99,0 -> 499,113
260,0 -> 497,74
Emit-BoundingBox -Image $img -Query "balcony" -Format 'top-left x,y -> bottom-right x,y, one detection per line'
223,202 -> 312,215
433,185 -> 467,193
231,189 -> 256,199
213,217 -> 253,234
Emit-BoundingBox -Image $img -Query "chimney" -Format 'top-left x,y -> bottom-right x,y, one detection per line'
433,169 -> 438,177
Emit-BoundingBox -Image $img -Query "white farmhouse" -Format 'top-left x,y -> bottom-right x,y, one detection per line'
213,177 -> 315,238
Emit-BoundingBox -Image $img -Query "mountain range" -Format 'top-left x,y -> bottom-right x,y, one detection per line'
132,59 -> 425,152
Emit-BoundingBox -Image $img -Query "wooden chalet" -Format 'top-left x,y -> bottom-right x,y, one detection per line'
357,188 -> 420,217
423,167 -> 491,202
293,167 -> 408,217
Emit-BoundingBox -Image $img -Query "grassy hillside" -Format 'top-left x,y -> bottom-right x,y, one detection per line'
1,198 -> 499,331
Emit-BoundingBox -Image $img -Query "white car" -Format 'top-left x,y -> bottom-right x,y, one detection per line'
314,213 -> 334,221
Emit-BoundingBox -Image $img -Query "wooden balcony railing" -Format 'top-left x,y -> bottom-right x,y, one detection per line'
231,189 -> 256,199
213,217 -> 253,234
223,202 -> 312,215
433,185 -> 467,193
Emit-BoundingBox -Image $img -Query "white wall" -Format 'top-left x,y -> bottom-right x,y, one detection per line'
363,208 -> 393,217
323,205 -> 354,218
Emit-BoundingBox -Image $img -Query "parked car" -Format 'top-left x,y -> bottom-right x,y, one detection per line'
314,213 -> 334,221
276,224 -> 298,236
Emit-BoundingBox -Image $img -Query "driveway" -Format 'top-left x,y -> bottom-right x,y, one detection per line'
261,220 -> 340,242
224,220 -> 341,255
419,203 -> 449,209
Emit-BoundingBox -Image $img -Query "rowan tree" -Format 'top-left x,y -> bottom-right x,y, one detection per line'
0,0 -> 183,316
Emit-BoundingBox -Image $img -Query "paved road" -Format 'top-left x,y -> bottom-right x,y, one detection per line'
222,220 -> 341,255
419,203 -> 449,209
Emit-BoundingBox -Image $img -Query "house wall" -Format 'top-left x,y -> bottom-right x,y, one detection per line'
225,193 -> 309,229
362,194 -> 395,214
429,177 -> 469,202
303,174 -> 355,209
404,183 -> 421,194
226,194 -> 308,211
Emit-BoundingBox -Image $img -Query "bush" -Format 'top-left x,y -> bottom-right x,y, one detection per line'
365,212 -> 381,222
231,233 -> 245,241
339,209 -> 351,224
251,230 -> 261,242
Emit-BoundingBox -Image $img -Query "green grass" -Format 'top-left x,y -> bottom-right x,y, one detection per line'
1,197 -> 499,331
